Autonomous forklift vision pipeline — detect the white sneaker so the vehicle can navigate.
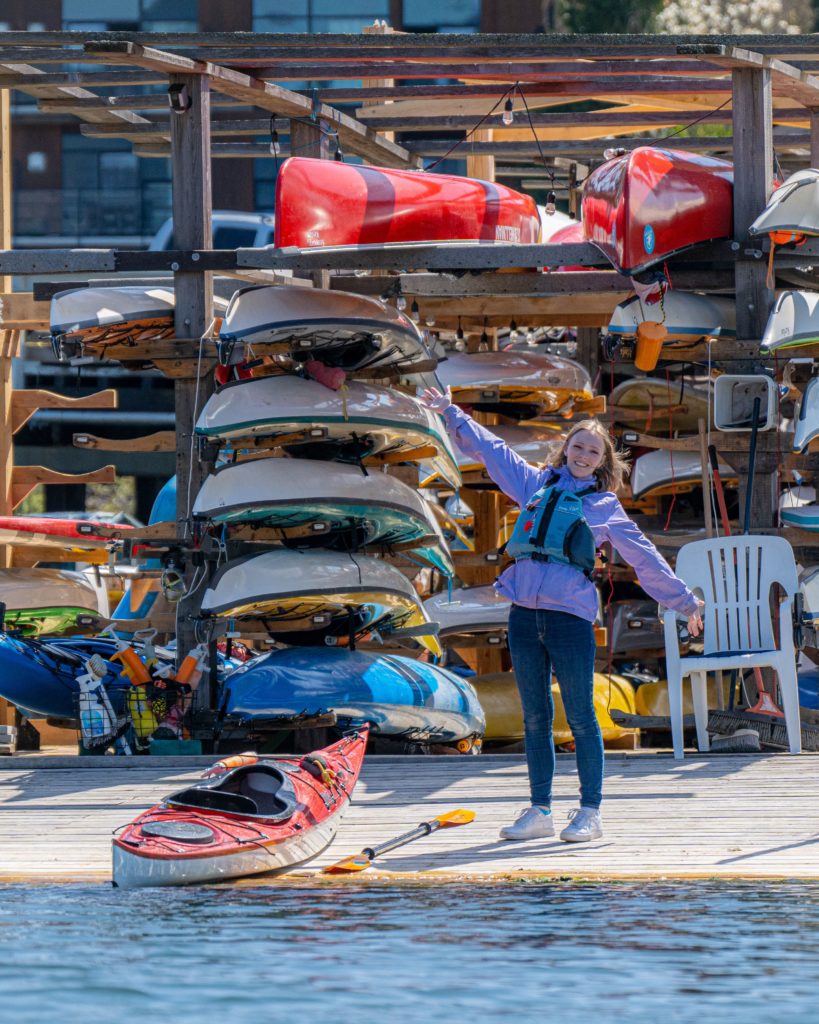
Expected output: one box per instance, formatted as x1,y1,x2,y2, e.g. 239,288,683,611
560,807,603,843
499,806,554,841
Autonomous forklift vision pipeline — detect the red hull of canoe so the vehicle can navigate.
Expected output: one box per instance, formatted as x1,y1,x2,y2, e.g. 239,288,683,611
112,731,367,886
545,221,589,272
0,516,130,539
274,157,540,248
582,147,733,275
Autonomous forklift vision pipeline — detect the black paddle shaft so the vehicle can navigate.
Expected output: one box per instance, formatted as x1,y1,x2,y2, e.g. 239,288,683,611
361,820,437,861
742,396,761,535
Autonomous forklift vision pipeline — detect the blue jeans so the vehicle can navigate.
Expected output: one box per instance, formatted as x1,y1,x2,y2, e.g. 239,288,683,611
508,605,604,810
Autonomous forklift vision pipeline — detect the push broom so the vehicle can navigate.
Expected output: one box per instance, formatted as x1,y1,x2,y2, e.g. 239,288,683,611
706,400,819,750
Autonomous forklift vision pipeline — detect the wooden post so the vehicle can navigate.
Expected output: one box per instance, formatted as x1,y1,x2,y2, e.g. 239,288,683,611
727,68,777,529
169,73,214,680
732,68,773,345
811,111,819,168
290,117,330,289
575,327,600,385
0,91,13,569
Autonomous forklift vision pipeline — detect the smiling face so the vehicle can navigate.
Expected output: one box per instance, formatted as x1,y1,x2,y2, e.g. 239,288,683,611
564,428,606,479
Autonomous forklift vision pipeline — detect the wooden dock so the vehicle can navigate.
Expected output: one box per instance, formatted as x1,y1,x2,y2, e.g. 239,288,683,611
2,752,819,883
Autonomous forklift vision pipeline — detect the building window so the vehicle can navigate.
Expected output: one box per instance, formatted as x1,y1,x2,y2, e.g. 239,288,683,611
26,152,47,173
253,0,389,32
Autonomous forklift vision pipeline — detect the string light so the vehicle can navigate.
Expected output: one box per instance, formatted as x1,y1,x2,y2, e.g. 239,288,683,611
526,328,537,346
269,127,280,157
396,294,406,311
509,319,519,344
479,317,489,352
410,299,420,322
544,190,556,215
502,97,514,126
456,317,464,341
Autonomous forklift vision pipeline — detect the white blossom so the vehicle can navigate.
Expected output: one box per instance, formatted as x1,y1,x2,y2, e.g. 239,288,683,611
654,0,811,33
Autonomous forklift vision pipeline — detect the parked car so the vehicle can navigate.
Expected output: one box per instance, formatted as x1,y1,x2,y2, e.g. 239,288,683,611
148,210,276,251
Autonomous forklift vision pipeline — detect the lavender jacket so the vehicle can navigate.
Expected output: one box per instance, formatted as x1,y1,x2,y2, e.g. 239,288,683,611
443,405,699,623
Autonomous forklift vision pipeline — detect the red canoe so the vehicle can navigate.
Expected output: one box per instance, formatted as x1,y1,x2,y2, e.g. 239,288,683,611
581,147,734,275
112,730,368,887
544,221,589,272
274,156,540,248
0,516,131,541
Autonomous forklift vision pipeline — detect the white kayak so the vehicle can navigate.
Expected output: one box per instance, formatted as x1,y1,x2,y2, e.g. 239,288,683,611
608,291,736,341
200,548,441,654
421,423,560,488
0,567,105,636
793,375,819,452
195,374,461,488
192,455,453,575
761,291,819,352
50,285,228,359
800,565,819,624
750,169,819,238
436,350,592,417
781,505,819,531
630,448,735,500
217,284,433,373
424,585,510,639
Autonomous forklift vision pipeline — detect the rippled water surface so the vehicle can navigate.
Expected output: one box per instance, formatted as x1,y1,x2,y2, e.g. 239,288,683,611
0,881,817,1023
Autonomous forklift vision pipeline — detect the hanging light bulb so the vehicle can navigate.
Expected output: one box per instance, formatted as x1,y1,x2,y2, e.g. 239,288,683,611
396,293,407,311
545,190,557,215
502,97,514,126
456,318,464,342
425,316,436,328
526,328,537,346
603,146,626,161
509,319,519,343
479,330,489,352
410,299,420,322
269,128,280,156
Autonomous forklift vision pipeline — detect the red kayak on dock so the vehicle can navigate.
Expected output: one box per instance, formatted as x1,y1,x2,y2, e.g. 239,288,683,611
582,147,734,275
112,729,368,888
274,156,540,248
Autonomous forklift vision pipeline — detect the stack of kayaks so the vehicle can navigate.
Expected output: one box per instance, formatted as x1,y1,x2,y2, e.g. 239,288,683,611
189,279,471,749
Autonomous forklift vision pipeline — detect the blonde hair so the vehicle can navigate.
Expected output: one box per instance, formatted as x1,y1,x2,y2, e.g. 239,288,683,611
542,419,630,493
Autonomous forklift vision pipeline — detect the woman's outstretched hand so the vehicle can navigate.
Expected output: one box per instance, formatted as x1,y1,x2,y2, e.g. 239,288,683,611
421,387,452,413
687,599,705,638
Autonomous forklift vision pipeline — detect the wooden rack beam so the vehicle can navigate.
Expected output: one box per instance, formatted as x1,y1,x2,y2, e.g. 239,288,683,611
82,41,420,169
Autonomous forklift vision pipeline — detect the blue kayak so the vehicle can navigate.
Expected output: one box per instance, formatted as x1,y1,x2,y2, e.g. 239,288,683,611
221,647,485,744
0,634,131,718
111,475,176,624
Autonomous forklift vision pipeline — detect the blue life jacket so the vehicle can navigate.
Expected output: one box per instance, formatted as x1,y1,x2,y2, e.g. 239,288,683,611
505,474,598,576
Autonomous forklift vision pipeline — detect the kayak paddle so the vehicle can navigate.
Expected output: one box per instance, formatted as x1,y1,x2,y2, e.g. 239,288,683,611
323,808,476,874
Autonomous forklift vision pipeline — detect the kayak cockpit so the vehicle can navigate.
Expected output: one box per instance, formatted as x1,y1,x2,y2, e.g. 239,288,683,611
166,763,298,821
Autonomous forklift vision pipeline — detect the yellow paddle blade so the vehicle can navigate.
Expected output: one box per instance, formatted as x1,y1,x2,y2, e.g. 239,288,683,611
434,809,476,827
322,854,371,875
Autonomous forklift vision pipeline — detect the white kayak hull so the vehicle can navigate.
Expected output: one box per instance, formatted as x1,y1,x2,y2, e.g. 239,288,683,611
195,374,461,488
424,585,511,637
112,799,346,888
218,284,431,373
193,456,453,574
609,291,736,341
762,291,819,352
200,549,440,653
750,169,819,238
781,506,819,531
438,350,591,396
631,448,734,499
794,376,819,452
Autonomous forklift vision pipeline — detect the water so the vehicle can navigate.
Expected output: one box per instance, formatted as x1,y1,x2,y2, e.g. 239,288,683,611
0,881,816,1023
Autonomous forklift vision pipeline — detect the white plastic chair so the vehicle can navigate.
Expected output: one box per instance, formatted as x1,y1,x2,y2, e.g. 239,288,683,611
663,535,801,759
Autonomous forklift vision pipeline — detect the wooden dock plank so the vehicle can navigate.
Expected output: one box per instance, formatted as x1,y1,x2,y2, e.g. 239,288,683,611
0,754,817,882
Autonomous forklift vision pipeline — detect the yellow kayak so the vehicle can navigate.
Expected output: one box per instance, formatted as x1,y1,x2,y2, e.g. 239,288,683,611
635,675,733,717
471,670,638,746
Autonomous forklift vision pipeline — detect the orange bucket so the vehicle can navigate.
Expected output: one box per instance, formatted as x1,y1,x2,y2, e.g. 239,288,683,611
634,321,667,372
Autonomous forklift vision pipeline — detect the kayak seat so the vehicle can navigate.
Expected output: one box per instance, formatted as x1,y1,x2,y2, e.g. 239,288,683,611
167,763,298,821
